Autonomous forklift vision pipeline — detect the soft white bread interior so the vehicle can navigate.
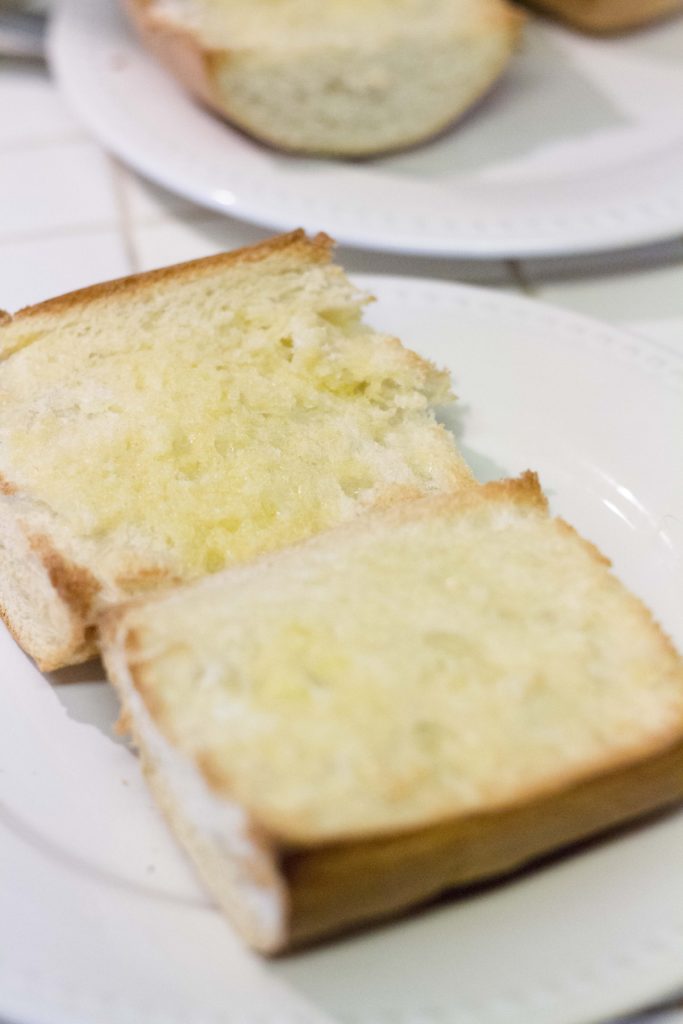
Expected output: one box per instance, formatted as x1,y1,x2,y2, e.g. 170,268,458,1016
0,230,471,670
522,0,683,32
100,473,683,952
123,0,523,156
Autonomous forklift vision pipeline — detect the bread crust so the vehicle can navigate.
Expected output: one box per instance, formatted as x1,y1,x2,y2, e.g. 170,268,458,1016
284,732,683,948
522,0,683,32
6,230,331,325
0,503,99,670
0,474,17,496
28,534,101,625
122,0,524,158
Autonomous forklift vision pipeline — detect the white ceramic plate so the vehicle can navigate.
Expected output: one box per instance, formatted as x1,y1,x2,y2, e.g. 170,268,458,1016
48,0,683,258
1,279,682,1024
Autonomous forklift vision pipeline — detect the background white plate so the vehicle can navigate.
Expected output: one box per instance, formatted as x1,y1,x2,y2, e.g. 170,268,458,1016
1,279,682,1024
48,0,683,259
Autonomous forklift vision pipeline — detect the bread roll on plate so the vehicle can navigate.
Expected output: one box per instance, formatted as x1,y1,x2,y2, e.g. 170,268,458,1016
123,0,524,156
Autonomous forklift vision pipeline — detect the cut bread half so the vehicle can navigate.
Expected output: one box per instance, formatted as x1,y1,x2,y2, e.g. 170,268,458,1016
100,473,683,953
123,0,523,156
0,230,471,670
522,0,683,32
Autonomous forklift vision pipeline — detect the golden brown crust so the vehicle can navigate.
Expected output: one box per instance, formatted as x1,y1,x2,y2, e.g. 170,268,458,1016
7,231,331,320
523,0,683,32
28,534,101,625
125,629,167,721
0,474,17,496
0,601,96,672
0,503,98,671
480,468,547,509
114,566,181,592
28,537,101,669
374,470,547,526
284,733,683,948
98,602,142,650
114,708,133,736
554,516,611,567
197,751,232,795
0,516,182,670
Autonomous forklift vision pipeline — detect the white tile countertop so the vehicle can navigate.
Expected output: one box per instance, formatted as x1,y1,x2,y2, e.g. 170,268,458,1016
1,12,683,1024
1,49,683,350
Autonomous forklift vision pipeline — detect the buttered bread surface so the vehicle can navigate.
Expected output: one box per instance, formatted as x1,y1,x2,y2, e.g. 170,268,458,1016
0,232,471,669
102,475,683,949
113,475,683,843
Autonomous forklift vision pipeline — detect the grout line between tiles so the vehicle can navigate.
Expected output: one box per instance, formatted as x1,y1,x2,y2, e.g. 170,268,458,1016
0,220,121,246
125,202,230,229
107,156,139,273
506,260,535,295
157,210,221,228
0,131,88,154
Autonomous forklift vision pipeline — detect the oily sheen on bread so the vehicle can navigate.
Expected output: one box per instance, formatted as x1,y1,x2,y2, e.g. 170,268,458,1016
123,0,523,157
100,474,683,953
523,0,683,31
0,231,471,670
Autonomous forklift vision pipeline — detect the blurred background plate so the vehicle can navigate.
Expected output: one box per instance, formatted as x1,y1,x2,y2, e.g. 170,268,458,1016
1,278,682,1024
48,0,683,258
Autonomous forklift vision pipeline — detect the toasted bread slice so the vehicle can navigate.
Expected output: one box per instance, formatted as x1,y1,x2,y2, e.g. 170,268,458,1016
123,0,523,156
0,231,471,670
101,473,683,952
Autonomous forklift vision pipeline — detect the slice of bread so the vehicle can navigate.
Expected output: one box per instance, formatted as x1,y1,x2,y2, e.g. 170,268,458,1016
523,0,682,32
0,230,472,670
101,473,683,952
123,0,523,157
